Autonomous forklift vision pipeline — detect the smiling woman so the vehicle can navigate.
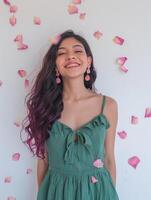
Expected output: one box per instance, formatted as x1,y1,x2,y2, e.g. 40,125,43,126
22,30,119,200
54,36,93,86
55,37,92,82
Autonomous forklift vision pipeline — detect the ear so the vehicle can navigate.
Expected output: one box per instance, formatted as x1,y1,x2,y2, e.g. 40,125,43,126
87,56,92,66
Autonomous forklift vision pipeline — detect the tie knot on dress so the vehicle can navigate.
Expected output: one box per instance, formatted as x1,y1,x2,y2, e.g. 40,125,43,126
64,130,93,164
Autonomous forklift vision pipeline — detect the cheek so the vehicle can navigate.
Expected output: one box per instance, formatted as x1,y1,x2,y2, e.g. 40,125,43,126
56,57,63,67
81,58,89,66
79,54,88,63
56,58,66,73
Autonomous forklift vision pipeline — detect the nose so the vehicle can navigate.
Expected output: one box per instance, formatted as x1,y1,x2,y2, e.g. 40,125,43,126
66,52,76,60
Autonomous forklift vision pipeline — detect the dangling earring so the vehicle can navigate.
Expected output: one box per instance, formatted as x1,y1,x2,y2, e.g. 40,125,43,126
85,66,91,81
56,69,61,84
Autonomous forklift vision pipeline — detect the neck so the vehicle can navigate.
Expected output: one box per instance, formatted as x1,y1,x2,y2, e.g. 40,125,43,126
62,76,91,101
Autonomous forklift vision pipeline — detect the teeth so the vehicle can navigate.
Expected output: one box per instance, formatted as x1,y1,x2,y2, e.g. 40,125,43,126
66,64,79,68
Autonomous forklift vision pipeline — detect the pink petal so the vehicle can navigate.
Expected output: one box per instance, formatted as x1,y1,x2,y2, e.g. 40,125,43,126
14,34,23,42
4,176,11,183
72,0,81,4
128,156,140,169
12,153,20,161
131,115,139,124
145,107,151,118
33,16,41,25
26,168,32,174
91,176,98,183
14,120,21,127
9,15,17,26
117,57,127,65
24,79,29,88
0,80,3,87
3,0,11,6
7,197,16,200
120,65,128,73
117,131,127,139
93,31,103,40
93,159,104,168
10,5,18,13
18,69,26,78
79,12,86,20
50,34,61,45
17,42,28,50
68,4,79,14
113,36,124,45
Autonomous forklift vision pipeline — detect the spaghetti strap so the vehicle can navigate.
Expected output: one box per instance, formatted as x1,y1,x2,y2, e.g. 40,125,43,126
101,95,106,114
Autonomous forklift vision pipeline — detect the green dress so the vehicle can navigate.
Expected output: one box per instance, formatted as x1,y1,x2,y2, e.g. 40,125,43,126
37,95,119,200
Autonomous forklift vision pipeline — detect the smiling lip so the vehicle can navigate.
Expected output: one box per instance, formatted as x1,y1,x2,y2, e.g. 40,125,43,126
65,62,80,68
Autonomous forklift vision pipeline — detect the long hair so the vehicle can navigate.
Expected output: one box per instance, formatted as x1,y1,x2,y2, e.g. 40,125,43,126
21,30,97,159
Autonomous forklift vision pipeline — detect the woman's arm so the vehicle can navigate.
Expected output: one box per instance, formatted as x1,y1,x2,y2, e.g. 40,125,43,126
37,150,49,189
104,97,118,186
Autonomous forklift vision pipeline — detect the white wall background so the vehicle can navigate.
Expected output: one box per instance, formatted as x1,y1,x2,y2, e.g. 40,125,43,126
0,0,151,199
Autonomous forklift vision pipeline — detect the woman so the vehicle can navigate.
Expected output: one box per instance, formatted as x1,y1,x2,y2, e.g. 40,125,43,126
23,30,119,199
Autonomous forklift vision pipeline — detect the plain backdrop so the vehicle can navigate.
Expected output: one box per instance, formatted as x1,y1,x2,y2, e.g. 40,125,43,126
0,0,151,199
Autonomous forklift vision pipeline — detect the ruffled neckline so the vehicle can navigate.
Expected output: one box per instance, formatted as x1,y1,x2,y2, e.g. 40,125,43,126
54,113,110,133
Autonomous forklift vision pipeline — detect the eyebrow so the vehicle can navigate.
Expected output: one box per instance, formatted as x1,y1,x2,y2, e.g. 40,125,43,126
58,44,83,50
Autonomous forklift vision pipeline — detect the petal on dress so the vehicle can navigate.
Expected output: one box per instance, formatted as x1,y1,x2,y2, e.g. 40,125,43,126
91,176,98,183
93,159,104,168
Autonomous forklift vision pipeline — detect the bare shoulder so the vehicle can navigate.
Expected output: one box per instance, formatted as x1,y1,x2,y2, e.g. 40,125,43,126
104,95,118,127
105,95,118,110
88,92,118,111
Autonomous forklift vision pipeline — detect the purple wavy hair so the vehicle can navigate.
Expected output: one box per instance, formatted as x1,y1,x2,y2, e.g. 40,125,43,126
21,30,97,159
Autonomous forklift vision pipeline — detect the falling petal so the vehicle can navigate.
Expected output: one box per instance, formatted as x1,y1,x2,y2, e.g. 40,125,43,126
10,5,18,13
117,57,127,65
50,34,61,45
24,79,29,88
33,16,41,25
18,69,26,78
113,36,124,45
17,42,28,50
14,120,21,127
72,0,81,4
131,116,139,124
91,176,98,183
26,168,32,174
79,12,86,20
4,176,11,183
93,31,103,40
9,15,17,26
128,156,140,169
7,197,16,200
120,65,128,73
93,159,104,168
3,0,11,6
0,80,3,87
12,153,20,161
14,34,23,42
145,107,151,118
68,4,79,14
117,131,127,139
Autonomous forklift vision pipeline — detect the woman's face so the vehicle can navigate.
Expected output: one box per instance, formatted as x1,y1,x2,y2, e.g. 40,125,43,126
55,37,92,79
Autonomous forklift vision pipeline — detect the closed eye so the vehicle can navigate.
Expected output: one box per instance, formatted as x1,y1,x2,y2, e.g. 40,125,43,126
57,52,66,56
75,50,83,53
57,50,83,56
